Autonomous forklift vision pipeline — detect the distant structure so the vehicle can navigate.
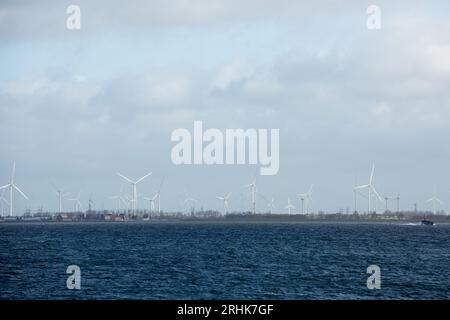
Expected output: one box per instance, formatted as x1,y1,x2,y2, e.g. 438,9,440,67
354,164,383,214
0,162,29,217
52,185,69,214
426,188,444,215
298,185,313,214
116,171,152,214
216,192,231,216
244,178,257,215
67,191,83,212
285,198,295,215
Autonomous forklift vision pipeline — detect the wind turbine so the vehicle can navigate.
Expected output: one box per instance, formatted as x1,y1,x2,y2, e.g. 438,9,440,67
67,191,83,212
298,185,313,214
184,195,198,216
426,188,444,215
144,194,158,213
110,184,126,213
285,198,295,215
0,162,29,217
110,195,124,212
123,194,133,212
52,185,70,214
153,177,165,215
354,164,383,214
116,171,152,214
244,178,257,215
383,196,392,213
393,194,400,214
216,192,231,216
267,197,275,214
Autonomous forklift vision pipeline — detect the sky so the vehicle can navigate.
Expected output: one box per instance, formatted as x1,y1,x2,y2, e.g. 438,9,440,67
1,0,450,214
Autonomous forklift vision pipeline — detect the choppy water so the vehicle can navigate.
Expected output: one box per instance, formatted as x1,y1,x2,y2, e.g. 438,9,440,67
0,222,449,299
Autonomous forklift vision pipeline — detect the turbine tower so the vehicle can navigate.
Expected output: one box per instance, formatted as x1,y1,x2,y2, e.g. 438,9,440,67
267,198,275,214
298,185,313,214
285,198,295,215
154,177,165,215
394,194,400,214
116,171,152,214
0,162,29,217
354,164,383,214
244,178,257,215
383,196,391,213
216,192,231,216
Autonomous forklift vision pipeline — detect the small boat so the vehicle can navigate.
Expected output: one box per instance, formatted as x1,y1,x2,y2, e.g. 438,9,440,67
421,219,434,226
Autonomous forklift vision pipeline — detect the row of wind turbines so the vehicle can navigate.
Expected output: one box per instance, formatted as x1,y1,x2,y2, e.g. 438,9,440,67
0,162,447,217
353,164,444,215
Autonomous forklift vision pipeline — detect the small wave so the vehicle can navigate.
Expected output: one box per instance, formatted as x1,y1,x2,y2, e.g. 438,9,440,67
400,223,420,226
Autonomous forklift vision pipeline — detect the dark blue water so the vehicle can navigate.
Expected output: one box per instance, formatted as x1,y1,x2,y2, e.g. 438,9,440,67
0,222,449,299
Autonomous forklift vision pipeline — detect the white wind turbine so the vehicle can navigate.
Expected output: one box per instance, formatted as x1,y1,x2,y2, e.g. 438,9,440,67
354,164,383,214
298,185,313,215
285,198,295,215
267,197,275,214
67,191,83,212
110,184,126,212
426,188,444,215
244,178,257,215
123,193,133,212
152,177,165,215
116,171,152,214
110,195,125,212
144,194,158,213
0,162,29,217
216,192,231,216
52,185,70,214
183,193,199,215
383,195,398,213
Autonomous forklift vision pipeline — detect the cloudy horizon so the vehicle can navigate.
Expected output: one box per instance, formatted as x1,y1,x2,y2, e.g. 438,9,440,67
1,1,450,214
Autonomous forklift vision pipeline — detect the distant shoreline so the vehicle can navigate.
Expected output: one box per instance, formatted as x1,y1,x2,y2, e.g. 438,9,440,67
1,215,449,225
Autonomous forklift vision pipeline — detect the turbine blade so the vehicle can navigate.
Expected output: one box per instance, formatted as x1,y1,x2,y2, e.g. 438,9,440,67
158,177,165,192
116,173,134,184
136,172,152,184
11,161,16,182
370,164,375,184
0,184,10,190
354,184,369,190
372,187,383,202
13,184,29,200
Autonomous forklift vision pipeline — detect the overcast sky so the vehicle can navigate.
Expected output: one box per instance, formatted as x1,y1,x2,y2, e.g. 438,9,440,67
1,1,450,214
